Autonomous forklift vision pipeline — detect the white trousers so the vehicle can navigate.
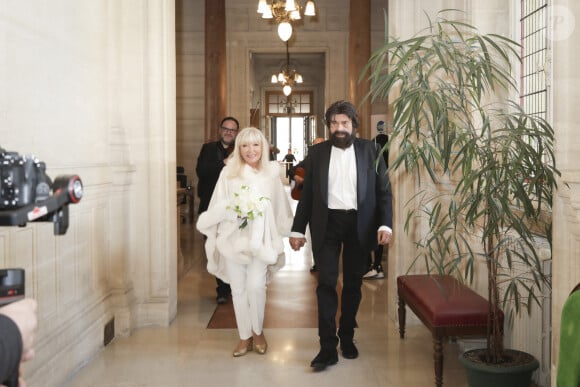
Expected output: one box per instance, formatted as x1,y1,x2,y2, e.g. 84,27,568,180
224,257,268,340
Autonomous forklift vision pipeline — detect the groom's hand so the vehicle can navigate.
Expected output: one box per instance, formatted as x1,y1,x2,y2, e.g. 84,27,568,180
289,237,306,251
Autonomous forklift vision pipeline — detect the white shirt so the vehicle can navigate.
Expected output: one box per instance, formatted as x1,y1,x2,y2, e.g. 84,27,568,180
328,145,357,210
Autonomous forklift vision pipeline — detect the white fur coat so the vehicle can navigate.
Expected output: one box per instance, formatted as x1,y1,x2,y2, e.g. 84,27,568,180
196,162,293,283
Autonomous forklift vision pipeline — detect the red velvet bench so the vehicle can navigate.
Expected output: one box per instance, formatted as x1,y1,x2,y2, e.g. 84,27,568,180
397,274,503,387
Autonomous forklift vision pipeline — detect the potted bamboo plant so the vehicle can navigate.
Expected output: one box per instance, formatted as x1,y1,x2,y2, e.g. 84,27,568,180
363,10,558,387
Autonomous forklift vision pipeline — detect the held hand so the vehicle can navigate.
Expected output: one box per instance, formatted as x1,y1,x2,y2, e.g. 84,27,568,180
294,175,304,185
289,237,306,251
377,230,392,245
19,369,26,387
0,298,38,362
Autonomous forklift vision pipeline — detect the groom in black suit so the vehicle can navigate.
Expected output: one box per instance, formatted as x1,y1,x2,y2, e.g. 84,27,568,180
289,100,392,370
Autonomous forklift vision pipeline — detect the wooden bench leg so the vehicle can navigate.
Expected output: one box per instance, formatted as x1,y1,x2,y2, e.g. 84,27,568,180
433,335,443,387
398,296,406,338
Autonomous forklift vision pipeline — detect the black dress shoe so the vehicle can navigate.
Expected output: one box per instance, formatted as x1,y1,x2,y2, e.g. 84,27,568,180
310,349,338,370
340,340,359,359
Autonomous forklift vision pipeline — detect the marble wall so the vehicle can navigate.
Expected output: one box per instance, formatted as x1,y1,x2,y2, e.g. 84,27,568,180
550,1,580,385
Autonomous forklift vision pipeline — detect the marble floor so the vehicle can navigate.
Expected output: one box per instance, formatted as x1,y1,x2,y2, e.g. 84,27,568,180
64,218,469,387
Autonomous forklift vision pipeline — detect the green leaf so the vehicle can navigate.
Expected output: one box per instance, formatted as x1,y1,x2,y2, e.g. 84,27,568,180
364,10,558,364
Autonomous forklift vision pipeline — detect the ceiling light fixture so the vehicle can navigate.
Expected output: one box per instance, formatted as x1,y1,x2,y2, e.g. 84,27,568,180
279,96,299,114
271,41,303,96
257,0,317,42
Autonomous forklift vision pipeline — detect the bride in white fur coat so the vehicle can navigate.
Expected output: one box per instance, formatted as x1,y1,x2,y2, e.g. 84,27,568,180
197,127,293,357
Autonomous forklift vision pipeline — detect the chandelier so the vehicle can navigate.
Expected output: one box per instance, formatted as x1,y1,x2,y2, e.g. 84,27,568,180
271,41,303,96
257,0,317,41
279,96,299,114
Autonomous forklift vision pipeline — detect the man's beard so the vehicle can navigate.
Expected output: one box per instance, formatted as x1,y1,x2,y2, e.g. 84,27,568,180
221,138,235,147
330,130,355,149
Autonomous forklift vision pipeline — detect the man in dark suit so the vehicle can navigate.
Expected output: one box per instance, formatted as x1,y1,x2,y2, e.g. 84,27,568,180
289,101,392,370
196,116,239,304
364,124,389,279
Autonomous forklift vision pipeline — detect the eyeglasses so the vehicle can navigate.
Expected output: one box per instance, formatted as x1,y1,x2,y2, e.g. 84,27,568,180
221,126,238,133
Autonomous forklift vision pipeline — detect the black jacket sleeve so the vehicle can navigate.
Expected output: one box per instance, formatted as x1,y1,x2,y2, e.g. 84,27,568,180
196,142,227,211
196,142,225,182
0,314,22,386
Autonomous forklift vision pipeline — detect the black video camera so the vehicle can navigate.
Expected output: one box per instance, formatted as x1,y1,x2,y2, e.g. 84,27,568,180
0,268,24,307
0,149,52,210
0,146,83,235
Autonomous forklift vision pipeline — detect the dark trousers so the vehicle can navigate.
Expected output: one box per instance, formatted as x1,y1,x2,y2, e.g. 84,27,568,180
201,226,232,298
216,277,231,298
367,244,385,269
316,210,367,350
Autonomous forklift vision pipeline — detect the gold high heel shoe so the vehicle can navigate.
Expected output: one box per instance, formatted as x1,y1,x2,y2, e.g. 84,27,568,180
233,338,253,357
253,334,268,355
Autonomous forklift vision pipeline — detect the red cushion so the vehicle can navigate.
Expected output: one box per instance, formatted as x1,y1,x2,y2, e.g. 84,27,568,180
397,275,502,327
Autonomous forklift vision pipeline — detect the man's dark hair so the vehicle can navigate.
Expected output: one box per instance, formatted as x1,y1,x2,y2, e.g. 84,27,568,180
324,100,359,129
220,116,239,129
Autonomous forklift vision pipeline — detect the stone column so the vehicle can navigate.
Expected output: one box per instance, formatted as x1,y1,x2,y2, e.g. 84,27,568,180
205,0,227,141
349,0,371,138
551,1,580,384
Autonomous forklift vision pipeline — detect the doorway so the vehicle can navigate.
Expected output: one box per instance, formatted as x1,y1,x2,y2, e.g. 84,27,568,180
273,116,307,162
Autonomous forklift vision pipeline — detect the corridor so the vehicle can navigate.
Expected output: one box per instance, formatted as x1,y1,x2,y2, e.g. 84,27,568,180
64,209,469,387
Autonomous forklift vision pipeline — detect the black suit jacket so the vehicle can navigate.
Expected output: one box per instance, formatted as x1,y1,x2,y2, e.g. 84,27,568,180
196,141,229,213
291,138,392,254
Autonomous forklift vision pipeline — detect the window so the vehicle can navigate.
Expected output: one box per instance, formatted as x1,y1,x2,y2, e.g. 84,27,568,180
520,0,548,120
266,91,313,115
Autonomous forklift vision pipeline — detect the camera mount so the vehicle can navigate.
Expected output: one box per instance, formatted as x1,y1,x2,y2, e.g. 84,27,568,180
0,174,83,235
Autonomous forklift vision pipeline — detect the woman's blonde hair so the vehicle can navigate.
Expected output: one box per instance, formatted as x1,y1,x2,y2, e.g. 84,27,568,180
226,127,271,177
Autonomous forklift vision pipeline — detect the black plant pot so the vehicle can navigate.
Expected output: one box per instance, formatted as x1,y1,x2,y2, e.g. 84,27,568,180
459,349,539,387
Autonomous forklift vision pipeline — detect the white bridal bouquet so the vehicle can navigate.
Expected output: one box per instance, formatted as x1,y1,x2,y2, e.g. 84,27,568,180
227,185,269,229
